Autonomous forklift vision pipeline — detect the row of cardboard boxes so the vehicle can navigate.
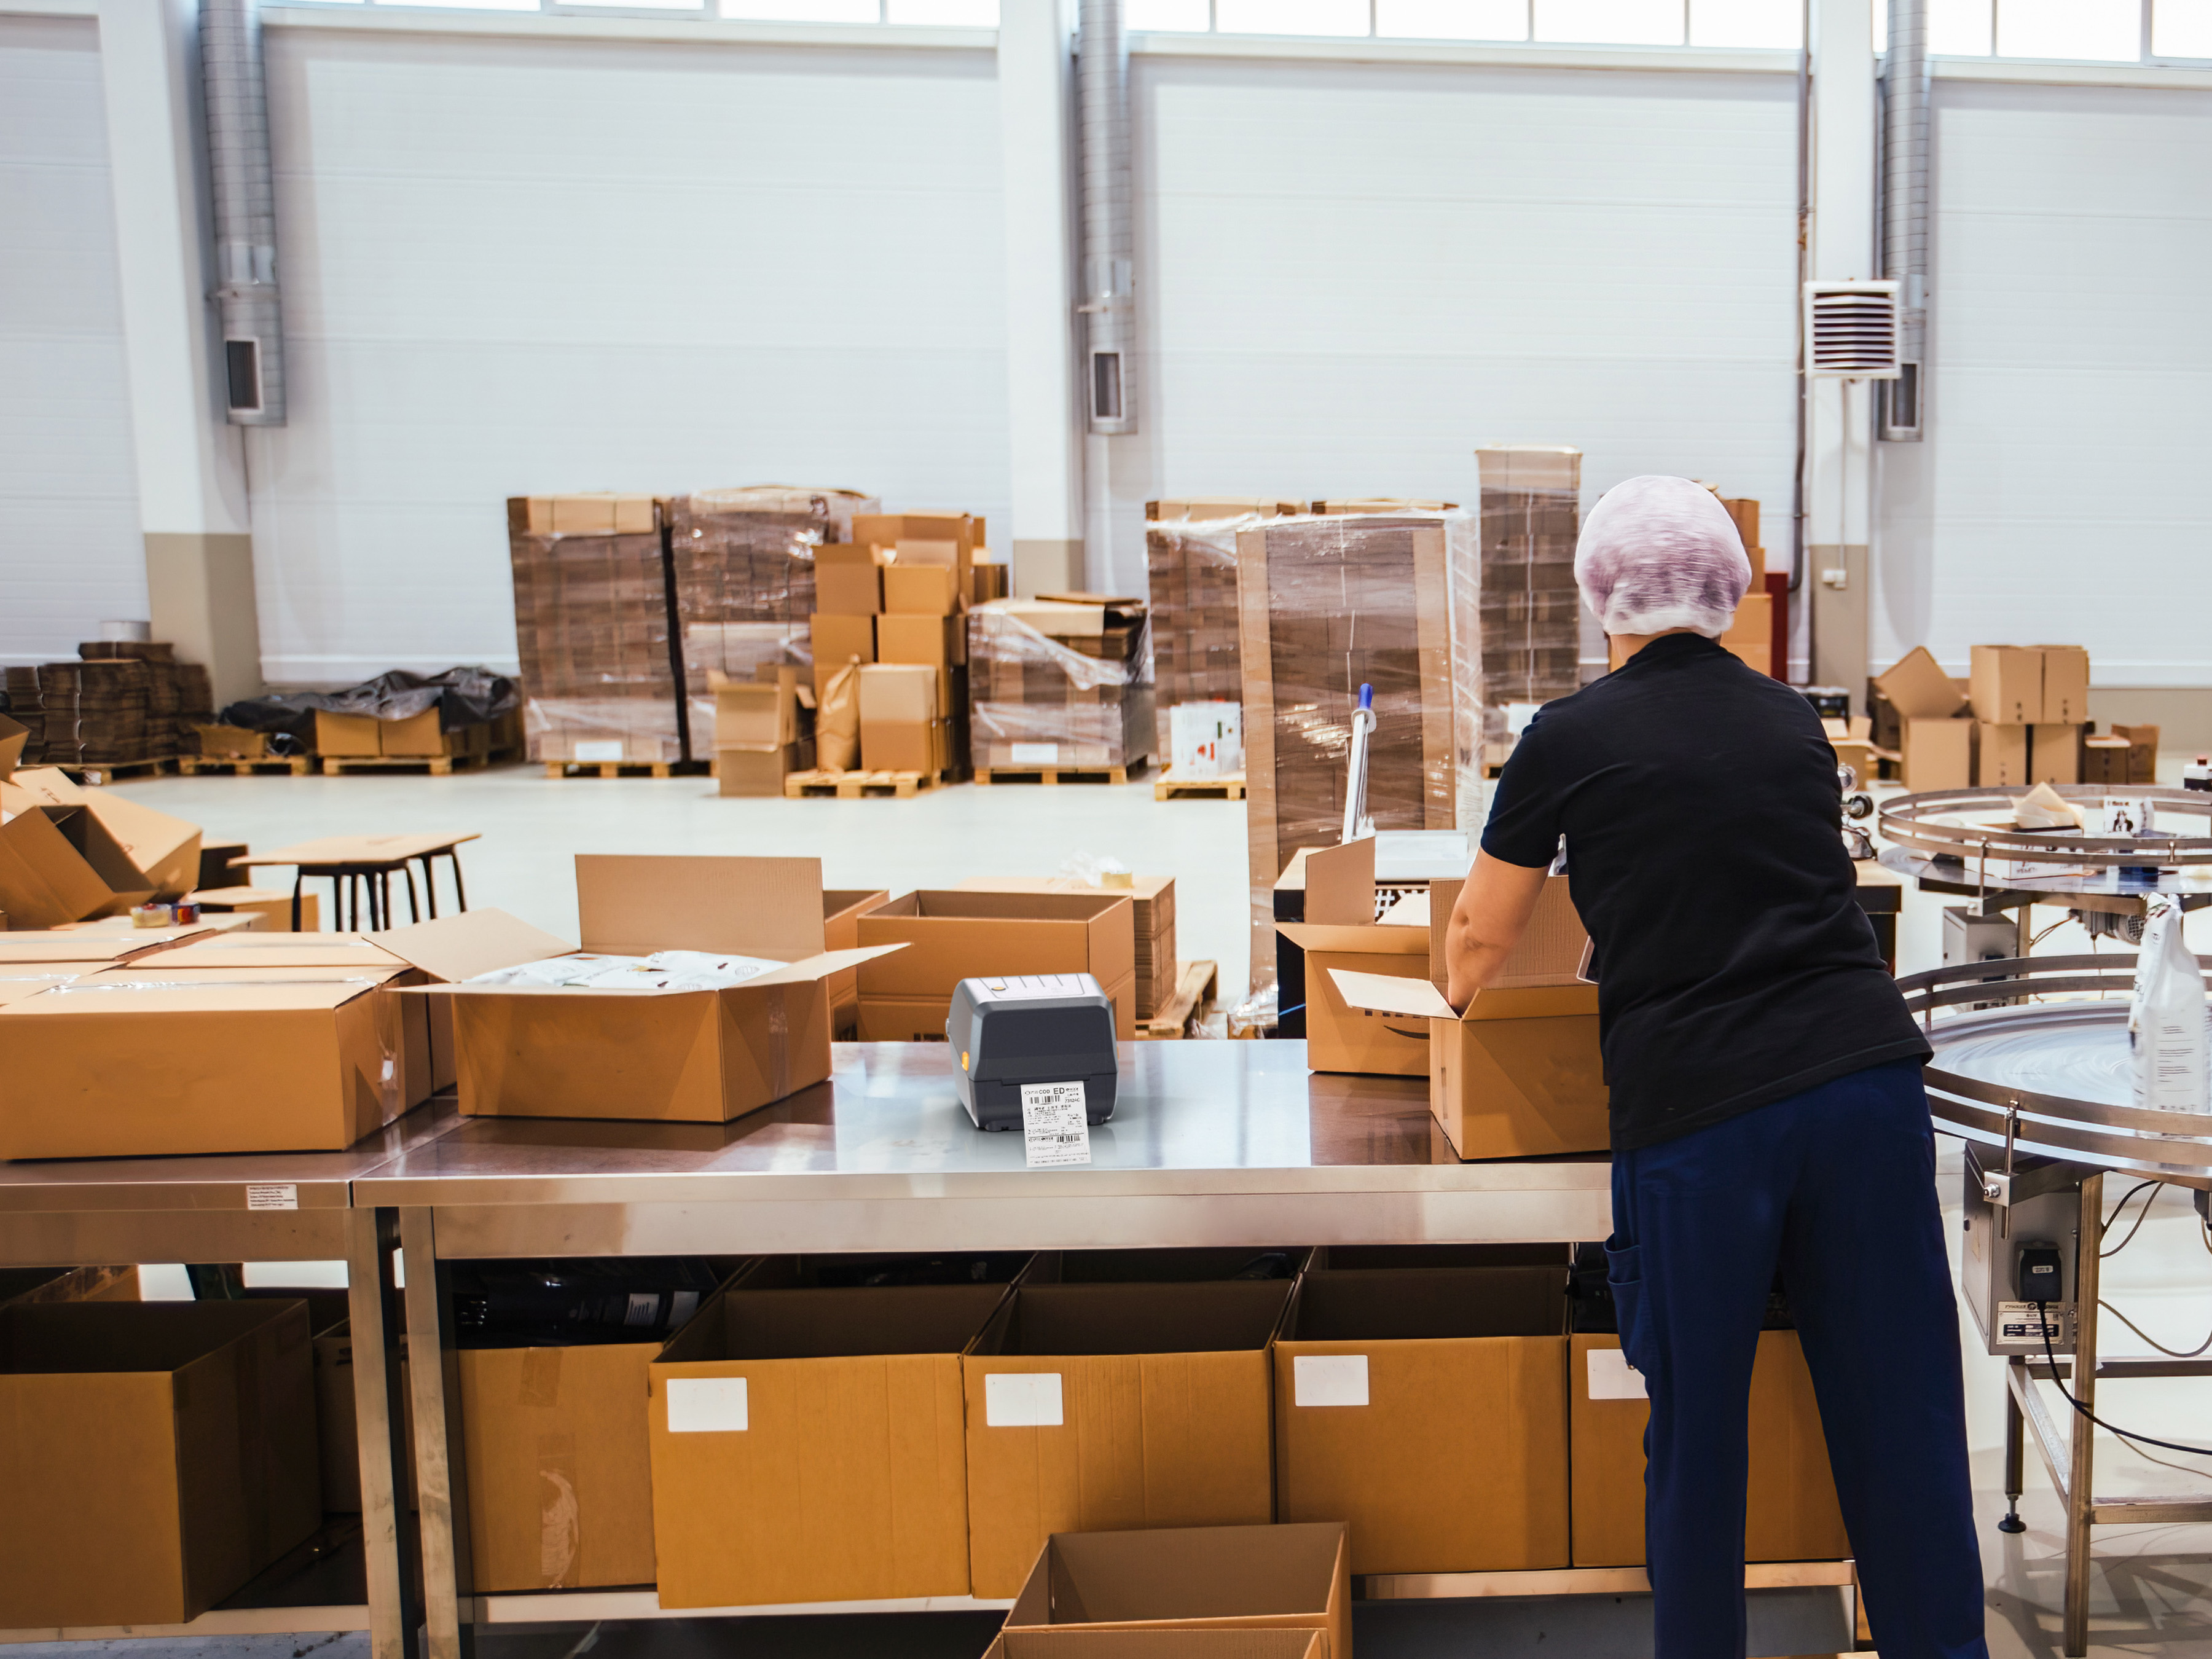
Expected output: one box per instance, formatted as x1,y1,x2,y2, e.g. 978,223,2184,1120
1,1244,1842,1632
1869,643,2160,791
0,858,1185,1160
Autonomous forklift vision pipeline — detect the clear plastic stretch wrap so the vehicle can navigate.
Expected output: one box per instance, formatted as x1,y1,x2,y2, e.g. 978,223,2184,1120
1144,514,1251,764
666,487,877,712
508,527,681,763
1475,447,1582,759
1236,511,1482,989
967,602,1155,771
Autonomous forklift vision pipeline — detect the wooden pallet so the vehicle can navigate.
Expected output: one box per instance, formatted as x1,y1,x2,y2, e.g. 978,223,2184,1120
323,751,502,777
1154,769,1245,801
543,759,704,779
56,756,180,785
178,754,314,777
783,767,944,800
1137,960,1221,1040
977,764,1134,787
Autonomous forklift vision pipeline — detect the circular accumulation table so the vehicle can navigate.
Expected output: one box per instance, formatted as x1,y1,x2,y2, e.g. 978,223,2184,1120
1879,785,2212,919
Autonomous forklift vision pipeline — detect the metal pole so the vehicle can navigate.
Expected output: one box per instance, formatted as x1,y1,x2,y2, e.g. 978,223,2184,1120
2064,1171,2103,1657
346,1208,422,1659
2001,1366,2026,1533
401,1207,473,1659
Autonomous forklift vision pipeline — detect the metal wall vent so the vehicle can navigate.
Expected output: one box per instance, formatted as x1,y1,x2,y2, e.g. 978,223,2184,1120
1803,281,1903,379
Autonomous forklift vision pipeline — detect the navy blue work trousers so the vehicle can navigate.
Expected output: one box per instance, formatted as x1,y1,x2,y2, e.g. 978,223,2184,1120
1607,1059,1989,1659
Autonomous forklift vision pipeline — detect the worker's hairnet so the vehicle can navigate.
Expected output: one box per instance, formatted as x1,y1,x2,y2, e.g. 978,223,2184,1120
1574,475,1752,640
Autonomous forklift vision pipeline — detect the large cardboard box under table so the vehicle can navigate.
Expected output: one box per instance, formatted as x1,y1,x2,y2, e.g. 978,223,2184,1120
648,1266,1014,1606
988,1634,1323,1659
962,1277,1292,1598
858,889,1137,1042
1005,1524,1351,1659
1569,1332,1848,1566
378,856,899,1123
1273,1257,1570,1574
0,960,426,1158
0,1300,320,1628
1323,863,1605,1159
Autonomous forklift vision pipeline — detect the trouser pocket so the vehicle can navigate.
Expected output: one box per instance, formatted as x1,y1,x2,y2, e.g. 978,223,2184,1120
1604,1236,1652,1378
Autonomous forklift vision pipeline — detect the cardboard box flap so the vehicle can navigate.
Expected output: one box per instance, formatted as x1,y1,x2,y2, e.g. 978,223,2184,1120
1873,646,1966,720
0,715,25,783
1301,840,1374,927
1327,968,1454,1019
1014,1523,1346,1626
0,766,86,809
0,932,200,965
575,854,825,960
742,943,906,989
71,790,200,897
1277,923,1426,958
990,1634,1323,1659
155,932,406,968
7,965,390,1014
374,908,579,984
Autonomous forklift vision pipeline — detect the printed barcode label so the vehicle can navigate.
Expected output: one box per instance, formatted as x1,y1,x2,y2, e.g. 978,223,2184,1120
245,1183,298,1211
1010,742,1059,765
1021,1081,1091,1168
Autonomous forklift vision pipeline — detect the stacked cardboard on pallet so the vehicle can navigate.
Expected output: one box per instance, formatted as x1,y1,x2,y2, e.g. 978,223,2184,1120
1237,511,1481,988
20,646,215,768
507,495,684,764
1475,448,1580,760
1145,501,1298,766
711,667,813,797
968,595,1153,775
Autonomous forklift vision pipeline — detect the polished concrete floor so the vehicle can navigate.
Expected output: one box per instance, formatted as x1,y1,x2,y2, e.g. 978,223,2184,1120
68,763,2212,1657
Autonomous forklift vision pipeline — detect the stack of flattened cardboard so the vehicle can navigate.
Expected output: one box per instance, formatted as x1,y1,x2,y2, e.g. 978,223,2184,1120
969,595,1153,774
1236,512,1480,991
854,888,1137,1040
1146,504,1294,765
998,1523,1349,1659
955,875,1175,1022
962,1250,1302,1598
647,1253,1025,1607
507,495,684,764
0,1300,320,1628
33,658,149,766
1274,1247,1570,1573
4,669,44,763
1476,448,1582,756
667,487,878,746
74,641,215,761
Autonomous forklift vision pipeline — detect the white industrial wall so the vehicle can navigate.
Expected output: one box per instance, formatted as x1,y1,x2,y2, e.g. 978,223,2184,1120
0,14,147,670
1099,51,1803,595
1875,77,2212,688
251,26,1010,683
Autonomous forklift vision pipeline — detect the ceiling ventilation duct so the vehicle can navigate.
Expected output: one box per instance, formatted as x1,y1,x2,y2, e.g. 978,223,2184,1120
1880,0,1929,439
202,0,286,425
1077,0,1135,435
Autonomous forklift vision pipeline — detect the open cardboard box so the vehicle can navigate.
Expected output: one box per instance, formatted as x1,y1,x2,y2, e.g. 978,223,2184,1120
1273,1258,1569,1574
857,889,1137,1042
0,760,201,920
0,961,428,1158
648,1268,1014,1606
1291,843,1607,1160
1005,1523,1351,1659
377,855,901,1123
987,1636,1323,1659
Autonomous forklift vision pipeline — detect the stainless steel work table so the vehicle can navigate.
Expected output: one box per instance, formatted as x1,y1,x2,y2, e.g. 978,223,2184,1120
0,1111,437,1656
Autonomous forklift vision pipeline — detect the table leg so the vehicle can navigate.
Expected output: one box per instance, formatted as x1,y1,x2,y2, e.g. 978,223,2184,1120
348,1208,423,1659
404,865,423,925
292,873,304,933
2001,1363,2026,1532
418,856,439,920
2064,1171,2104,1657
447,850,468,912
401,1207,474,1659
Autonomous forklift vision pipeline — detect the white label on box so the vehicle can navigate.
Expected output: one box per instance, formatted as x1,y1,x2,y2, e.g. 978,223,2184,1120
245,1183,298,1211
573,740,626,763
984,1371,1064,1427
667,1376,749,1433
1021,1081,1091,1167
1010,742,1059,765
381,1058,395,1083
1293,1353,1370,1408
1586,1347,1647,1400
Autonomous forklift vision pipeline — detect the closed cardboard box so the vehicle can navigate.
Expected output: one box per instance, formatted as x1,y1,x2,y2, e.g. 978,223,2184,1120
715,744,799,797
509,494,657,537
857,890,1137,1038
962,1282,1290,1598
861,720,943,775
0,962,424,1158
312,1315,415,1515
0,1300,320,1627
461,1341,661,1591
711,673,798,750
2113,723,2160,783
1274,1266,1569,1574
379,857,901,1124
316,710,383,756
1978,722,2028,787
1004,1524,1350,1659
380,708,488,759
809,613,876,697
877,612,966,702
817,543,888,615
1970,645,2042,725
1722,592,1772,646
859,662,939,726
2082,734,2132,787
1569,1332,1848,1566
2030,724,2081,786
649,1276,1009,1606
2037,645,2090,725
1901,718,1974,791
885,563,966,617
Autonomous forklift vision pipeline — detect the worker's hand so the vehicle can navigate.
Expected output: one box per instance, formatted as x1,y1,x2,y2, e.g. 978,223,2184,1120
1444,851,1552,1012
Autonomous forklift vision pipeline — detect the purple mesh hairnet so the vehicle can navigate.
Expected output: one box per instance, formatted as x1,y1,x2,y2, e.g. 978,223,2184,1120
1574,475,1753,640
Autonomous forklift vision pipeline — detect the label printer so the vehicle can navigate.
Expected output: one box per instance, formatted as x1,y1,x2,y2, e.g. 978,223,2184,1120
948,973,1119,1131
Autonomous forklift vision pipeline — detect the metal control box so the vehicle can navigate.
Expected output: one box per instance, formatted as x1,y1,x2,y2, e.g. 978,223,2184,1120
948,973,1119,1132
1961,1143,2082,1356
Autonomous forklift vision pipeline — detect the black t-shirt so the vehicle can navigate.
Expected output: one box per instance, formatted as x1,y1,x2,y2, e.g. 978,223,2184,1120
1481,632,1929,1151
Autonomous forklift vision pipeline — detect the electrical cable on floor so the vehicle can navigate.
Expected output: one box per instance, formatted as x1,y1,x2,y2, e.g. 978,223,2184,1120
2100,1181,2161,1257
2038,1301,2212,1457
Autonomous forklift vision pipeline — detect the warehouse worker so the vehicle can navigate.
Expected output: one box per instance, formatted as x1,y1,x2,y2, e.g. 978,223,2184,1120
1445,476,1986,1659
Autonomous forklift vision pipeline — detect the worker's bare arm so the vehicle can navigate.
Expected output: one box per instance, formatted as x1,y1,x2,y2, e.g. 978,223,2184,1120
1444,850,1551,1012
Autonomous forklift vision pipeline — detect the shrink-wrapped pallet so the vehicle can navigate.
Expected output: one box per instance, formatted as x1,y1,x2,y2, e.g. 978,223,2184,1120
1145,512,1260,766
1476,447,1582,763
967,597,1153,773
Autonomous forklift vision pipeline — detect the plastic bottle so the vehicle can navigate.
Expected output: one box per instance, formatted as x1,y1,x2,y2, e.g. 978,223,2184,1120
2129,897,2212,1137
2185,756,2212,792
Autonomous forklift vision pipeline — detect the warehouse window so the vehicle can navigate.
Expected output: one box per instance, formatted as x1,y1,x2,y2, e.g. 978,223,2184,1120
1877,1,2212,62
